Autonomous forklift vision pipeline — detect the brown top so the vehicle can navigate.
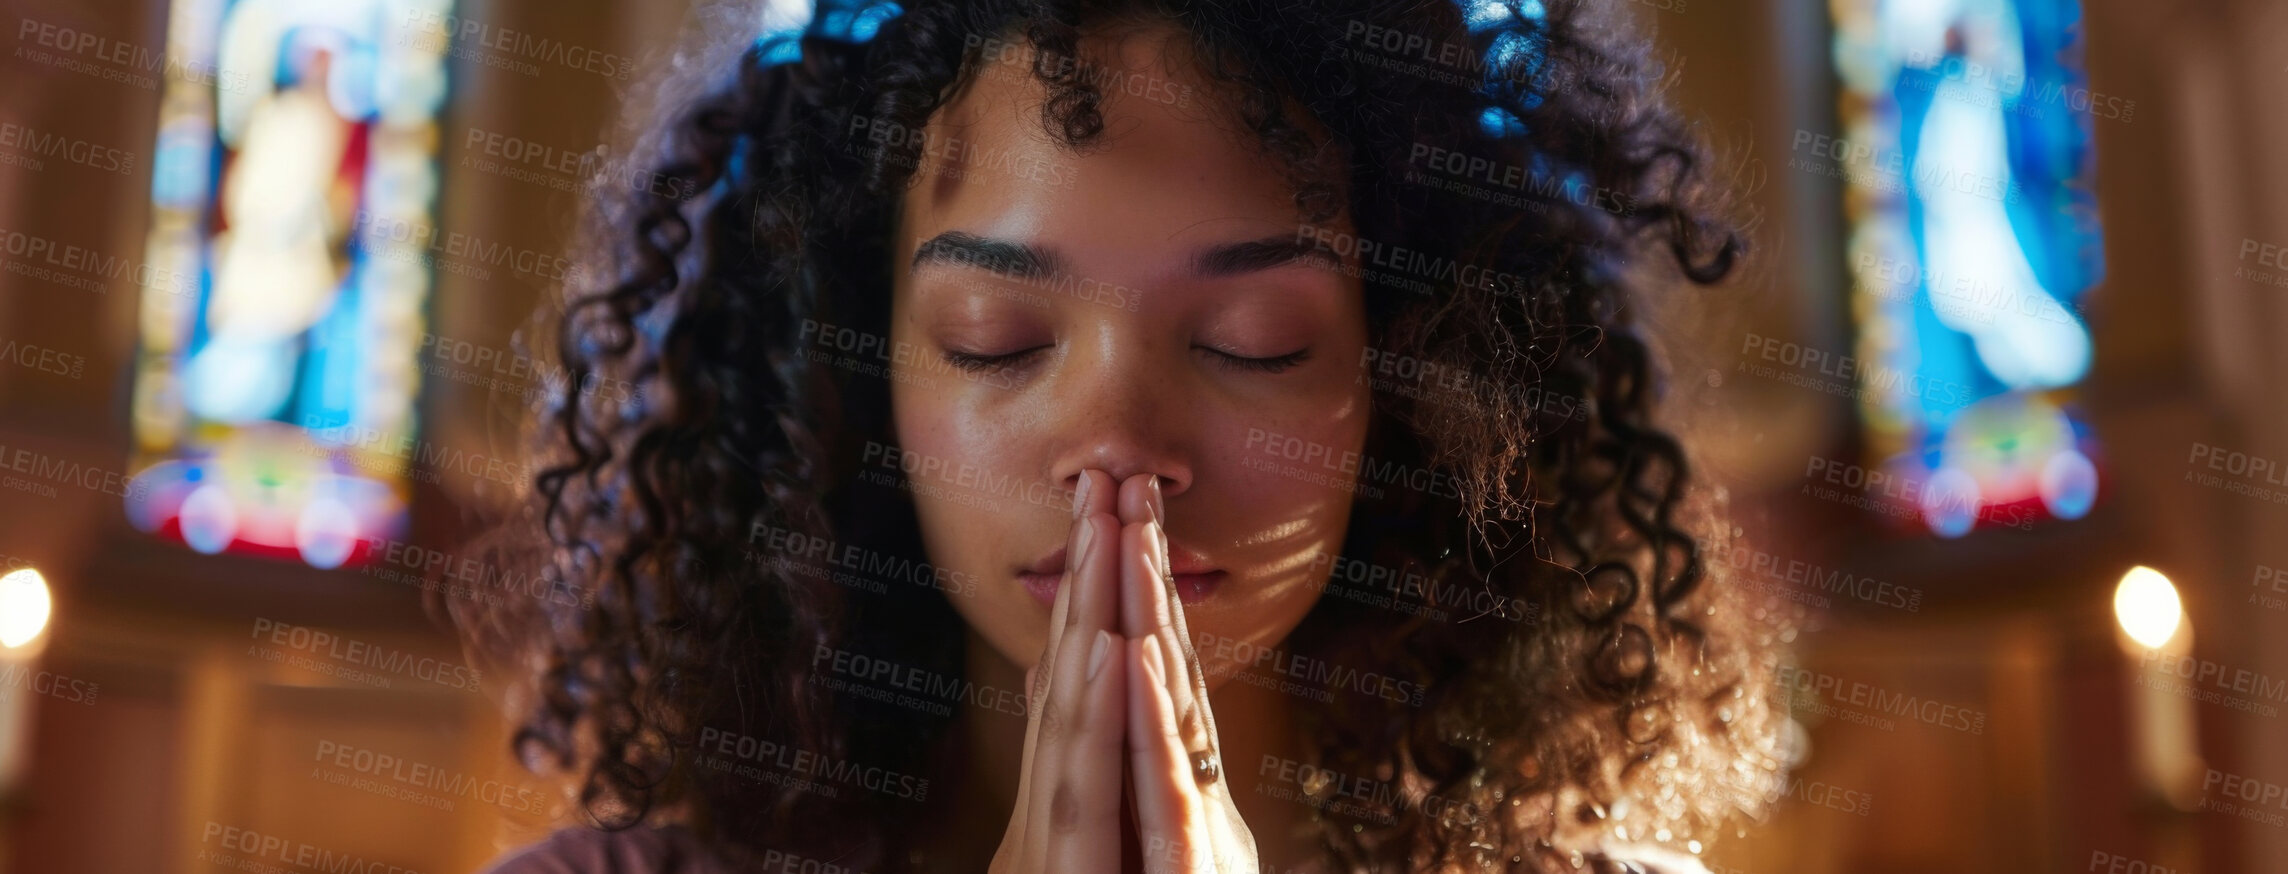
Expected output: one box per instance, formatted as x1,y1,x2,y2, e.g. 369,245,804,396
478,826,750,874
478,826,1714,874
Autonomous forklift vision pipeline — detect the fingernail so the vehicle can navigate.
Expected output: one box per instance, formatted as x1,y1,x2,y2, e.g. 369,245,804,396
1088,630,1111,680
1075,514,1095,559
1146,476,1165,525
1141,635,1166,684
1072,472,1093,519
1144,520,1167,576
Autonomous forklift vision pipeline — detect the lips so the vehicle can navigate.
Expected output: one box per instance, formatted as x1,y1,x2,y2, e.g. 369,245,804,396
1017,547,1067,606
1018,540,1226,607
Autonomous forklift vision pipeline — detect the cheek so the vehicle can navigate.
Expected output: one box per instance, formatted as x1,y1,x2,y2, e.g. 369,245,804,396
1214,385,1373,519
1197,393,1369,585
888,372,1059,588
891,379,1043,487
892,385,1002,536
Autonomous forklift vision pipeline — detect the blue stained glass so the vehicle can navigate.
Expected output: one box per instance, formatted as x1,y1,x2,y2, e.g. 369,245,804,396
1833,0,2106,536
127,0,455,566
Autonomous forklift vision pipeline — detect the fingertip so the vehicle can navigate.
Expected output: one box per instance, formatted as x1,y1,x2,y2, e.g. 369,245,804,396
1081,468,1116,519
1117,472,1148,523
1081,513,1121,570
1140,633,1167,686
1145,475,1165,526
1086,629,1111,680
1086,633,1126,737
1141,519,1165,572
1071,469,1094,519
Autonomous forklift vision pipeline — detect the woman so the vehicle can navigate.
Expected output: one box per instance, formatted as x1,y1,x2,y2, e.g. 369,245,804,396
450,0,1789,871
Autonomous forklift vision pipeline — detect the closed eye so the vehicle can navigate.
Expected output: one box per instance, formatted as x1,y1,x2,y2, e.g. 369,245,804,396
1199,346,1310,374
941,345,1050,373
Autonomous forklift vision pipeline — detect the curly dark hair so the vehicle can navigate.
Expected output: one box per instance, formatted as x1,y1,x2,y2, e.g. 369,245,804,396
440,0,1791,870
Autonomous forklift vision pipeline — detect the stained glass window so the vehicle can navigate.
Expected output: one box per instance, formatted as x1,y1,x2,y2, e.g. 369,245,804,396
1830,0,2107,537
126,0,453,568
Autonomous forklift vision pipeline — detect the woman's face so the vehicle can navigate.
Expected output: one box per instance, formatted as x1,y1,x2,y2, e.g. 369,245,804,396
885,23,1371,683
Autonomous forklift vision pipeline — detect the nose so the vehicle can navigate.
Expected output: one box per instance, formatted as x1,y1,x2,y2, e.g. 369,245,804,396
1044,349,1194,503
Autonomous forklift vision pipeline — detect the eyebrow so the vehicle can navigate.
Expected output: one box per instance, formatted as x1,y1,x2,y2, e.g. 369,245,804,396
909,231,1347,281
1194,235,1347,277
909,232,1063,279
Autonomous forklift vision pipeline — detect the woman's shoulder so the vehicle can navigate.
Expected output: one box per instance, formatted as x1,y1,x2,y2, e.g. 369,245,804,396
475,827,1712,874
478,824,748,874
1588,843,1716,874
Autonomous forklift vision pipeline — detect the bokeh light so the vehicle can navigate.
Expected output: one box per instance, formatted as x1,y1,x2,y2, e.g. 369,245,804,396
2113,566,2183,650
0,569,53,650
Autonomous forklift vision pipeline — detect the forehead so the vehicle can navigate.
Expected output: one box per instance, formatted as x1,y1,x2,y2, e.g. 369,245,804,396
892,22,1338,285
